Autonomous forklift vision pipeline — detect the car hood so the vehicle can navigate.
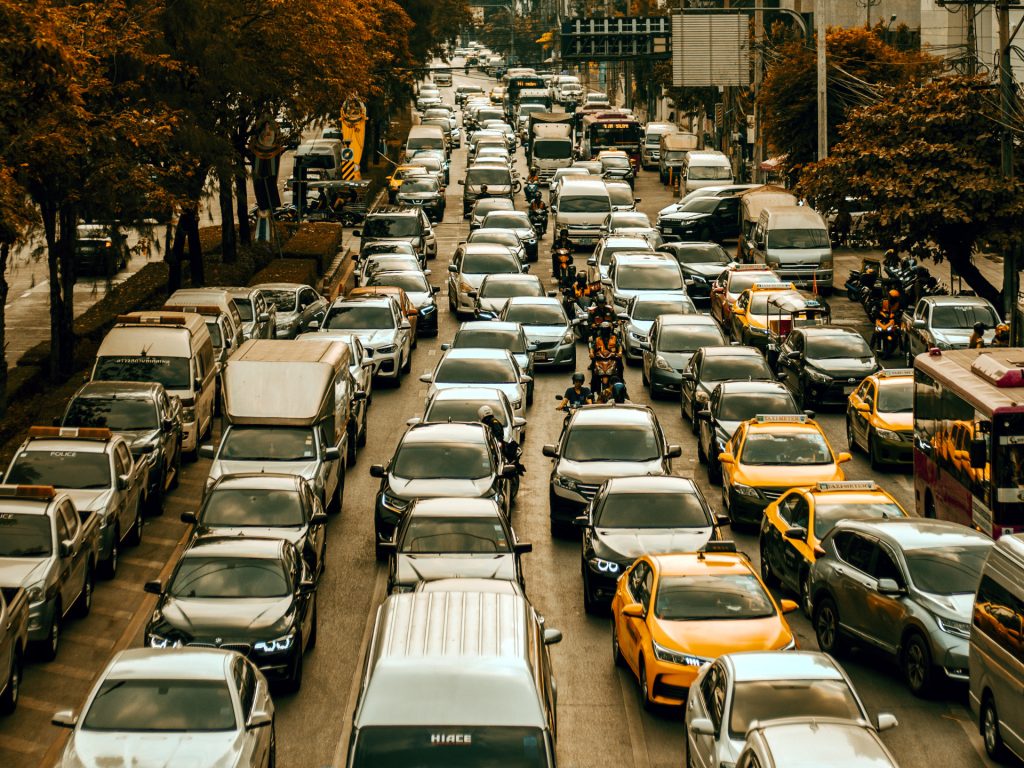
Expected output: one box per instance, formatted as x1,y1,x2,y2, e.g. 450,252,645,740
919,591,975,621
657,351,694,371
349,329,398,347
659,211,709,224
875,412,913,432
275,309,301,326
157,596,293,637
361,237,418,254
461,273,488,290
595,528,714,562
478,297,511,313
395,554,516,585
805,357,877,379
0,558,49,589
521,325,569,343
432,381,522,405
65,730,245,768
120,429,163,452
685,263,731,279
210,460,319,486
628,320,654,337
556,458,666,483
387,475,495,500
397,193,441,204
656,615,792,658
64,489,114,515
770,248,830,263
931,329,974,348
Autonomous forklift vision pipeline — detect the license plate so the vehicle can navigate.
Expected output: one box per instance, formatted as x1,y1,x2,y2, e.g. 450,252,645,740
535,352,550,361
843,385,855,395
576,237,595,245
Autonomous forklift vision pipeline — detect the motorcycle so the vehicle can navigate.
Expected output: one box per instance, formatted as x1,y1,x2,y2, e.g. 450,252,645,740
590,353,621,391
529,205,548,236
873,318,902,358
552,247,573,280
524,180,541,203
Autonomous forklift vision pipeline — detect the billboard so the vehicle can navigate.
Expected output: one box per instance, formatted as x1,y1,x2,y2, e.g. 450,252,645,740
672,13,750,87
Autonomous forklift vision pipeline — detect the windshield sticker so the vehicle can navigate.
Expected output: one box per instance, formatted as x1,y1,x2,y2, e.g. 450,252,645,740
112,357,172,366
49,451,78,458
430,734,472,746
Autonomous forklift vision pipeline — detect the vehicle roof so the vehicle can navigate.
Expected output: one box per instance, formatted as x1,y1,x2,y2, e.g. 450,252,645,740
331,296,396,309
920,294,994,307
572,404,655,427
652,552,752,576
503,296,560,307
714,380,790,396
104,648,233,681
755,719,893,768
726,651,844,683
73,381,163,400
703,345,762,357
458,321,521,334
185,534,287,560
601,235,654,247
604,476,698,494
408,497,503,518
460,243,518,256
224,286,258,298
761,205,827,228
415,578,522,595
21,437,111,454
745,417,824,435
799,325,861,337
634,292,691,303
404,422,489,444
658,313,717,327
482,273,540,283
429,386,510,403
252,282,309,292
560,177,610,192
834,517,992,550
482,210,530,220
111,311,207,337
441,347,515,362
357,591,545,728
210,473,304,493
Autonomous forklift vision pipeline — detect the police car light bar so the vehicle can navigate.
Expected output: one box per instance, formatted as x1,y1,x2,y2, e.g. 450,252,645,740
0,484,57,500
815,481,878,492
878,368,913,377
754,414,808,423
27,426,113,440
163,304,222,317
115,313,188,326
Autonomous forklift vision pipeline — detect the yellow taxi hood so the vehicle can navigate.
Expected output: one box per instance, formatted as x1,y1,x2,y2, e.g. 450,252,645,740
653,615,793,658
737,463,843,488
874,411,912,432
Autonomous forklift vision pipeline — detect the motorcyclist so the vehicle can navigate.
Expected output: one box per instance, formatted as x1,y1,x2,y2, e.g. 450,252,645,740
969,322,987,349
993,323,1011,347
593,370,614,403
558,372,593,410
478,405,504,445
529,194,548,236
587,294,616,332
870,289,902,354
610,379,629,404
552,227,572,277
590,321,623,388
525,167,541,202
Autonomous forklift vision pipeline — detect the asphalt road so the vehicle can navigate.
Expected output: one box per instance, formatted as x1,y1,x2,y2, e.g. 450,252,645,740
0,67,1000,768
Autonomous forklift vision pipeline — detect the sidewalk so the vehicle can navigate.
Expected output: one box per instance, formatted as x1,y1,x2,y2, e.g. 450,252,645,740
832,245,1005,296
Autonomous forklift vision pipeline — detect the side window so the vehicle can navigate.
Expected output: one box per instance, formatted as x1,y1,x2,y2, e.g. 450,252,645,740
700,664,724,731
736,292,750,310
871,544,904,585
628,561,649,603
114,444,132,476
974,576,1024,663
55,505,72,543
915,300,927,321
776,494,798,525
237,660,257,717
832,531,875,573
159,393,170,420
641,569,654,612
788,496,810,530
790,332,805,354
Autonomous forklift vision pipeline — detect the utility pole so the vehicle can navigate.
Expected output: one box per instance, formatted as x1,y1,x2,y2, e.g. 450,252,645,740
997,0,1019,334
815,0,828,160
966,1,978,76
753,2,764,182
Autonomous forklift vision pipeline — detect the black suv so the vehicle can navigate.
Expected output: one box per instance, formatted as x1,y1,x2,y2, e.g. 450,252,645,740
355,206,437,263
657,195,742,243
395,176,445,224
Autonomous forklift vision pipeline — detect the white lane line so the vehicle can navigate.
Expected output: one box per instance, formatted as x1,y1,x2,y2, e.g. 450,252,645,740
616,667,652,768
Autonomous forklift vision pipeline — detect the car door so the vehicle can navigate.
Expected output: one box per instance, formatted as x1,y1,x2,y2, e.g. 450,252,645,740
909,300,928,355
713,197,741,240
777,332,804,400
699,385,720,459
113,442,139,533
620,560,650,670
730,290,751,340
687,661,726,768
848,379,874,450
304,486,327,577
643,319,660,380
777,494,811,592
448,248,463,298
710,272,728,324
682,350,702,419
828,530,879,642
58,502,87,608
317,423,339,505
859,541,910,654
233,659,269,768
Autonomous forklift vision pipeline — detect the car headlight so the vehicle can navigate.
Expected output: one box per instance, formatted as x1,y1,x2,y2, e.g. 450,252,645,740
590,557,621,574
376,345,397,354
419,305,436,315
875,428,900,441
382,492,409,512
936,616,971,639
630,331,648,343
748,325,769,336
805,368,831,383
688,275,707,285
182,406,196,422
652,640,709,667
254,632,296,654
562,330,575,344
26,583,45,605
614,296,629,307
732,483,760,498
459,280,473,293
655,356,672,371
148,633,184,649
555,475,578,491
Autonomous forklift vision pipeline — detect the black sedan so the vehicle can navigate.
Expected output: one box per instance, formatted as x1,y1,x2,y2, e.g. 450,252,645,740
776,326,881,409
144,535,317,692
680,345,779,429
575,476,726,613
181,473,328,581
656,241,732,304
381,497,532,593
657,195,741,243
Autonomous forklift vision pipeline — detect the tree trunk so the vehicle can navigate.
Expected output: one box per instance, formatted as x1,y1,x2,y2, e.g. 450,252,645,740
218,167,237,264
945,242,1003,310
184,206,204,286
235,163,251,247
57,204,77,378
168,216,185,293
40,202,64,383
0,242,9,417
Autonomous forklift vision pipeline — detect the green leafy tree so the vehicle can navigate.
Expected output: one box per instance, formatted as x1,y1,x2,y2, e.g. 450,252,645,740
799,75,1024,307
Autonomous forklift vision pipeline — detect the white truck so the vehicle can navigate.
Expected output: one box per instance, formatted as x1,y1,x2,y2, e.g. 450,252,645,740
0,585,28,713
528,114,574,184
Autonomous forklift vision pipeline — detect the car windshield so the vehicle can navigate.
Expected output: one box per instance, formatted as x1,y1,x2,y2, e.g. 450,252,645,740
82,679,236,732
400,516,511,553
561,195,611,213
201,488,305,528
533,139,573,159
603,156,631,169
688,165,732,181
473,200,514,219
363,217,421,238
365,256,419,275
931,304,999,329
595,492,708,528
728,272,776,294
364,242,416,256
64,397,157,431
667,244,730,265
261,290,298,312
352,726,548,768
8,450,111,490
455,330,525,353
813,502,904,539
393,443,492,480
370,273,430,294
504,304,565,326
169,556,290,598
633,299,694,321
470,232,519,248
700,355,773,383
805,334,873,360
463,252,519,274
400,179,438,194
218,426,317,462
905,544,991,595
767,228,830,249
427,398,507,426
233,298,253,321
741,432,832,465
680,198,720,214
94,356,192,391
563,424,661,462
485,214,531,229
664,150,687,162
436,358,517,384
655,574,775,620
0,513,53,557
607,186,634,205
611,213,650,229
659,326,724,353
618,264,683,291
877,381,913,413
718,392,796,422
749,291,802,316
729,679,861,739
325,306,393,330
466,167,511,186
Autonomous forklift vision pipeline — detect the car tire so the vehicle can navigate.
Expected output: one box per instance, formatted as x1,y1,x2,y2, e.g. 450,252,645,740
638,656,655,712
799,570,813,617
102,528,119,579
641,364,649,387
901,632,935,697
583,570,599,615
982,696,1007,761
328,468,344,516
126,506,144,547
347,425,358,466
308,600,318,650
357,411,368,448
38,601,61,662
813,596,846,656
74,564,94,619
759,541,778,587
284,638,304,693
401,350,412,374
611,620,625,667
846,417,858,454
0,648,22,714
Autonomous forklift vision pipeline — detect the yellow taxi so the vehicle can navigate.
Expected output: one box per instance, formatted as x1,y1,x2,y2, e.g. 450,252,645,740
611,544,798,708
845,368,913,468
759,480,907,613
729,281,803,349
386,164,428,202
719,414,851,526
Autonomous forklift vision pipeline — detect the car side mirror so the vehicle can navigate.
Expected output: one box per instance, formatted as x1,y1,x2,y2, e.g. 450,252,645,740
837,451,852,464
136,442,156,454
399,319,412,330
432,286,440,294
258,312,270,323
970,436,987,469
377,540,396,553
689,717,715,736
514,541,533,554
621,602,645,619
542,444,558,458
246,709,274,730
696,410,711,421
353,390,366,402
59,540,73,558
161,418,175,432
52,416,61,426
526,343,538,352
680,372,695,381
784,526,808,542
543,628,563,646
309,509,329,525
468,290,478,299
116,474,130,491
876,712,899,732
587,258,597,267
180,511,197,525
369,464,386,478
193,377,203,393
501,465,518,478
913,318,927,329
520,375,533,385
787,351,802,361
876,578,904,595
51,710,78,729
448,264,458,273
143,579,163,596
513,417,527,428
803,410,816,419
406,416,423,426
717,452,736,465
716,513,731,527
666,444,683,459
352,229,361,237
324,447,341,462
419,373,433,383
440,343,451,351
458,179,465,185
779,600,799,614
298,579,316,595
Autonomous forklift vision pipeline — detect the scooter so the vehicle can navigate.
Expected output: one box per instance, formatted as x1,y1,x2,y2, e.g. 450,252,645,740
552,247,573,280
529,206,548,236
524,180,541,203
873,318,902,358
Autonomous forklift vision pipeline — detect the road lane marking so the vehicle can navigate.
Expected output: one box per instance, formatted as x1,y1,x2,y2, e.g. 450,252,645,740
616,667,652,768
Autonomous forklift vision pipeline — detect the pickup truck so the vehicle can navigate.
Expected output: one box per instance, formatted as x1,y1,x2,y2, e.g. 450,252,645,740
0,485,101,661
0,586,28,714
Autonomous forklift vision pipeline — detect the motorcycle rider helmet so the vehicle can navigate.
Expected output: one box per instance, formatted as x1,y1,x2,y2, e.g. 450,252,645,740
889,289,900,299
595,294,606,305
974,322,987,334
477,405,494,421
600,321,612,330
611,381,626,401
559,228,568,239
572,372,585,385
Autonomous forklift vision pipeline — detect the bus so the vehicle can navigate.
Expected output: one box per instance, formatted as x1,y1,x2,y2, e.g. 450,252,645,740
581,112,642,170
913,347,1024,538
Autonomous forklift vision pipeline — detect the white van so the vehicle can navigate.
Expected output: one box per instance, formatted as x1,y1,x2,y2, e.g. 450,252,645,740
642,122,679,169
748,205,834,291
683,151,734,193
295,139,344,180
404,125,447,160
553,177,612,247
970,533,1024,763
92,312,216,457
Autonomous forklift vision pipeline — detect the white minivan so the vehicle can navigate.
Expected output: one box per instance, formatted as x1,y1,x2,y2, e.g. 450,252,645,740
970,532,1024,764
683,151,733,193
553,177,612,248
747,205,833,291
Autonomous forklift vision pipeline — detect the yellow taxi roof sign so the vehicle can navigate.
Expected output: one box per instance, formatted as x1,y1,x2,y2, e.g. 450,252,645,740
753,414,808,424
752,281,796,291
814,481,878,492
877,368,913,377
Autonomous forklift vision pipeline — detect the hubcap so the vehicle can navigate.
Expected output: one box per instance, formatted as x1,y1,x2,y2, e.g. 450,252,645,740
818,607,835,648
984,707,997,751
10,664,19,703
907,644,925,688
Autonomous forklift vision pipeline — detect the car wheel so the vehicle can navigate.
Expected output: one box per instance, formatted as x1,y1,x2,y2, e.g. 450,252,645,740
347,425,358,466
74,564,94,618
401,350,412,374
846,417,858,453
0,648,22,714
813,596,846,656
583,570,599,615
38,601,61,662
982,696,1007,761
638,656,655,712
759,541,778,587
284,637,304,693
611,619,625,667
102,528,119,579
126,506,144,547
308,599,318,650
799,570,813,617
902,632,934,696
357,411,368,447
